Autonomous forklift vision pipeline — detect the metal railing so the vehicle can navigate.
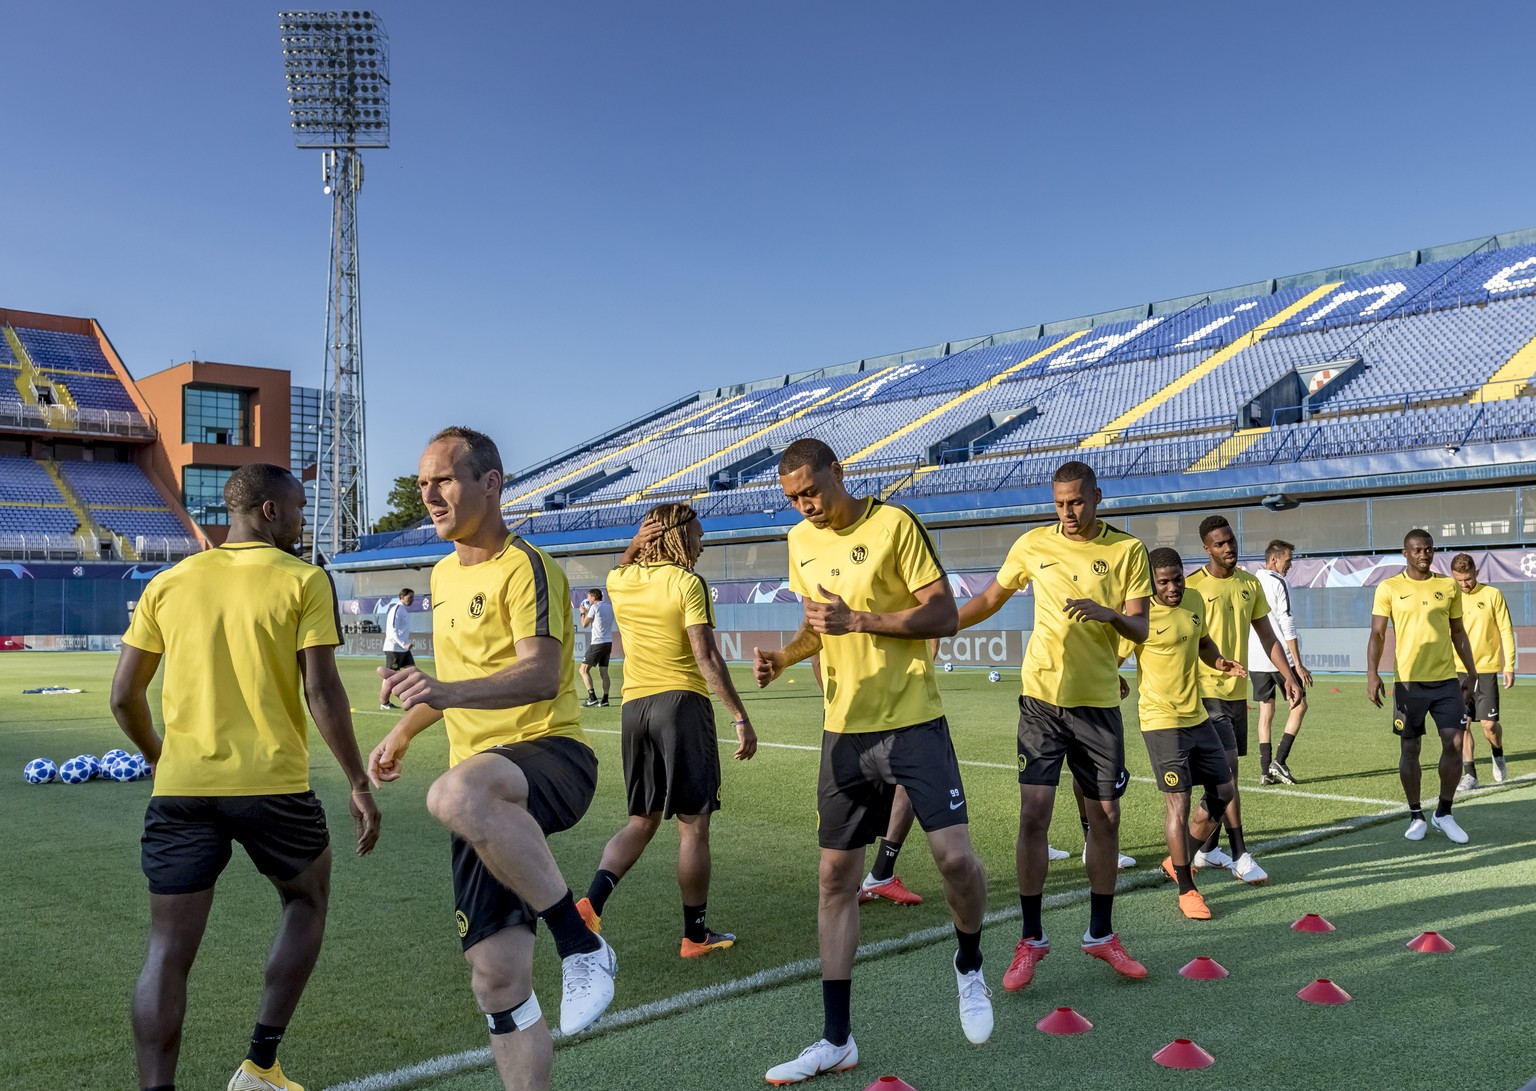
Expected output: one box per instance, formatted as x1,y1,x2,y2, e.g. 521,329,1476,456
132,535,204,562
0,403,153,439
0,532,88,560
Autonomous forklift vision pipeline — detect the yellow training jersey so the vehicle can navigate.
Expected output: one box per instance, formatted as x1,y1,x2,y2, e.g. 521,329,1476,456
788,498,946,733
998,520,1152,709
1118,599,1209,732
431,534,586,766
1371,572,1463,683
1187,567,1269,701
1460,583,1516,674
606,562,715,701
122,543,340,797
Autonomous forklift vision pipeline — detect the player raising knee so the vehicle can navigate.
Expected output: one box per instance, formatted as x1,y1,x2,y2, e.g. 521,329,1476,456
1118,548,1244,920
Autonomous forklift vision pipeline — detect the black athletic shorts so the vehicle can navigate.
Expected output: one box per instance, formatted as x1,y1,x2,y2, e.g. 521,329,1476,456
384,649,415,670
142,791,330,895
451,736,599,950
584,641,613,668
1202,697,1249,756
817,717,968,851
1142,722,1231,794
1458,673,1500,723
1016,696,1128,800
622,690,721,819
1393,679,1464,739
1250,671,1303,705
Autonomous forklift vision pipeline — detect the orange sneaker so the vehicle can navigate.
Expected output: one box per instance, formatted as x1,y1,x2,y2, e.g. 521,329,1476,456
1160,856,1198,882
1002,938,1050,991
1082,934,1148,979
1178,889,1212,920
680,929,735,958
857,876,923,906
575,897,602,934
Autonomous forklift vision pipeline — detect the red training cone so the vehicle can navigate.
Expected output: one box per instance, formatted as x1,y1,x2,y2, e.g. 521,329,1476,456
1036,1007,1094,1035
1179,956,1230,979
1407,930,1456,952
1291,913,1335,933
1153,1039,1215,1069
865,1079,917,1091
1297,978,1352,1004
1330,687,1340,693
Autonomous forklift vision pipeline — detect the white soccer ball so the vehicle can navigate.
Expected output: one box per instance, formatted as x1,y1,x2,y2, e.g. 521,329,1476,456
24,758,57,784
59,757,93,784
942,662,954,673
107,757,139,783
131,753,151,779
102,748,130,767
79,754,102,778
987,670,1002,683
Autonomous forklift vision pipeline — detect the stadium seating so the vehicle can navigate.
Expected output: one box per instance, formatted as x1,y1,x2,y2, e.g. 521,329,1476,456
54,460,191,542
0,456,79,538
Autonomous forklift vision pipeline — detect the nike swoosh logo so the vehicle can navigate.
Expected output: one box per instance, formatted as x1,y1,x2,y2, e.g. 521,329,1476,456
1156,628,1168,634
799,559,815,567
1040,562,1058,569
949,799,965,810
432,602,444,609
1397,595,1411,600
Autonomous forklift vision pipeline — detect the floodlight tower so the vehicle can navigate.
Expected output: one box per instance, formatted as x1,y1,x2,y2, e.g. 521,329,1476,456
279,10,390,560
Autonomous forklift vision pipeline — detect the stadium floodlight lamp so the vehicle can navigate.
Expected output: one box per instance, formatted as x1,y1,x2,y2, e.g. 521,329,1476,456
278,10,390,149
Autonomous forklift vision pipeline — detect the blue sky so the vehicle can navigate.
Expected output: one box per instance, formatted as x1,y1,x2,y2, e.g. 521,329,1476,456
4,1,1533,514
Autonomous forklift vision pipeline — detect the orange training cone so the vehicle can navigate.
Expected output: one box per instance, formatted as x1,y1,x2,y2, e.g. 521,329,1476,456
1179,956,1230,979
1292,913,1335,933
1298,978,1352,1004
1407,930,1456,952
864,1079,917,1091
1153,1039,1215,1069
1036,1007,1094,1035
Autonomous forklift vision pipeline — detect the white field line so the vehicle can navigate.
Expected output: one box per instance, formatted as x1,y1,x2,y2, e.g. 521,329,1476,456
320,770,1531,1091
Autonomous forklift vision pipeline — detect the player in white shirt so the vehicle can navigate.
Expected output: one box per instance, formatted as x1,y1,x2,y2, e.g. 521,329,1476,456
1246,542,1313,784
579,588,617,707
379,588,416,710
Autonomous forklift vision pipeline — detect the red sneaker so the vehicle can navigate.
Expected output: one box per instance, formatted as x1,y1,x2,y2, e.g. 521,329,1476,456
1083,934,1148,979
1002,938,1050,991
857,876,923,906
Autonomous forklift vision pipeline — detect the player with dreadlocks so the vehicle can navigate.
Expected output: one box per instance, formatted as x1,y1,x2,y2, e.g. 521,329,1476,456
577,503,759,958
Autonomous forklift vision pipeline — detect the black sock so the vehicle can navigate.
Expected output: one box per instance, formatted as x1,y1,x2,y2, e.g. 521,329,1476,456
1276,733,1295,765
1436,797,1454,818
954,926,983,974
586,869,619,915
1199,827,1221,854
1173,864,1196,895
587,688,597,700
1020,894,1044,941
1492,745,1504,758
1463,761,1476,777
684,902,708,944
247,1023,285,1069
870,837,902,883
601,690,609,700
1259,742,1273,770
822,979,852,1046
538,890,601,958
144,1085,176,1091
1227,825,1247,859
1409,805,1425,821
1088,891,1114,939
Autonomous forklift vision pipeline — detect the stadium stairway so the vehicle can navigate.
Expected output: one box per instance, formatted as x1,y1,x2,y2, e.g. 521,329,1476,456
626,366,912,501
1077,284,1340,449
503,394,749,511
1469,328,1536,403
1186,426,1271,473
39,461,131,561
842,332,1088,466
4,327,74,430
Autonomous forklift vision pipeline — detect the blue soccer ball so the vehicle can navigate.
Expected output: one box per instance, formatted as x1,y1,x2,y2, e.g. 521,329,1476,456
942,662,954,673
131,753,150,779
102,748,130,767
23,758,57,784
987,670,1002,683
79,754,102,778
107,757,138,783
59,757,93,784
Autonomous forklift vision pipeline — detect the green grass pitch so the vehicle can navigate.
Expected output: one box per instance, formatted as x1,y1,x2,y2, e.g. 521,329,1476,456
3,652,1533,1090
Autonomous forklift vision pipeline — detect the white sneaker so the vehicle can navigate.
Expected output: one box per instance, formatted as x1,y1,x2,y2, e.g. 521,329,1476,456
559,935,617,1035
1047,844,1070,861
1457,772,1478,793
1492,755,1508,784
1230,852,1268,884
955,956,993,1044
1080,846,1137,869
1404,817,1428,841
765,1037,858,1085
1194,846,1233,869
1431,813,1469,844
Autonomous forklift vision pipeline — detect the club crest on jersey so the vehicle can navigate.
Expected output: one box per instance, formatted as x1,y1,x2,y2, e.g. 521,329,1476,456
850,545,868,564
1434,591,1444,600
469,593,486,618
1241,588,1251,600
1092,560,1109,575
1163,771,1179,787
455,910,469,938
